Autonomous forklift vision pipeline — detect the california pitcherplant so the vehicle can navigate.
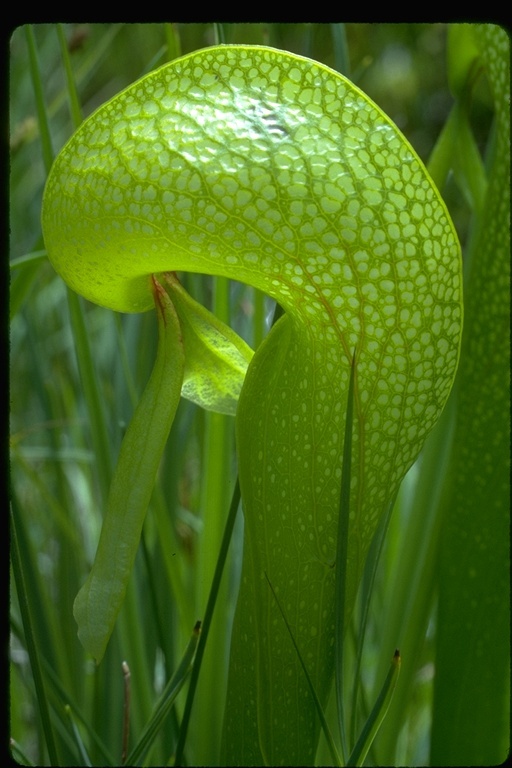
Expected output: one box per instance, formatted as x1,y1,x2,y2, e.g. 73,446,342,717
10,23,509,767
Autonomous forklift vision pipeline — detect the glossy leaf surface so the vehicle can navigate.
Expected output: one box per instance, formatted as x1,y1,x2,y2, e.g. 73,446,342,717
163,272,253,415
42,45,462,762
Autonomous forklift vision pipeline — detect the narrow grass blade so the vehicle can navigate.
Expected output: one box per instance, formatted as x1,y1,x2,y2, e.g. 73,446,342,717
64,705,92,767
10,251,46,320
330,23,350,76
265,573,343,768
347,650,401,767
10,501,59,766
349,491,397,748
57,24,84,127
366,399,456,765
55,27,116,504
126,621,201,766
28,20,114,506
190,275,237,764
334,350,356,760
10,739,35,766
214,23,227,45
163,23,182,62
173,479,241,766
66,291,113,502
10,249,47,270
28,632,115,765
427,102,487,215
24,25,53,173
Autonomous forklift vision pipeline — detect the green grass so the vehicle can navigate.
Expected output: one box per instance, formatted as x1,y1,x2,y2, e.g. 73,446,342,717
10,23,509,766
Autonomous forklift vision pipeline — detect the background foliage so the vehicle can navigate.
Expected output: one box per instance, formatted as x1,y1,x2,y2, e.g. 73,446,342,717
10,23,509,766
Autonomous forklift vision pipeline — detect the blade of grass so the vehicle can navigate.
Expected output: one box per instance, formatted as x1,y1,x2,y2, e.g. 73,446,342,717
64,706,92,767
54,25,157,750
10,739,36,766
121,662,131,763
367,398,456,765
265,573,343,767
10,251,46,320
192,275,236,764
53,39,170,732
57,24,84,126
347,650,401,767
10,501,59,766
331,23,350,76
126,621,201,766
29,629,115,765
348,490,398,749
66,292,113,501
163,23,182,62
334,349,356,761
53,24,114,502
37,24,121,125
10,249,47,270
24,25,53,174
214,23,227,45
251,287,267,349
427,102,487,216
28,22,113,504
9,466,72,688
173,479,241,767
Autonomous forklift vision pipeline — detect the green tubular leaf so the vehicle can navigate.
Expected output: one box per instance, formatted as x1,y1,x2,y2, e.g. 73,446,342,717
42,45,463,761
347,650,401,767
430,25,510,766
73,277,185,662
161,272,253,415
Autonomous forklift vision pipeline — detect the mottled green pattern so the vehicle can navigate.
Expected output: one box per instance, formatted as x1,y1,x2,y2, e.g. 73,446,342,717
42,45,462,763
164,272,253,415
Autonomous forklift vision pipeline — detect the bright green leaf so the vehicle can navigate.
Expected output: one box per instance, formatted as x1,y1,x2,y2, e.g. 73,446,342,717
41,45,463,761
73,277,185,661
161,271,253,415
